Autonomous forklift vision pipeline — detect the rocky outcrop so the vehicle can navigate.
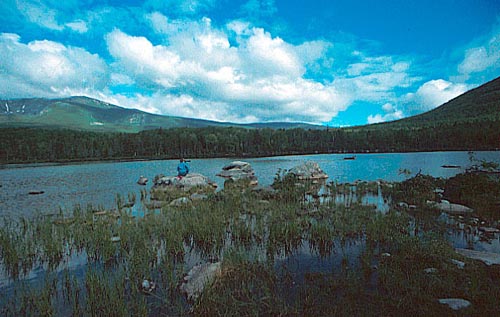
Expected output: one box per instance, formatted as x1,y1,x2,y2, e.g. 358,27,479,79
287,161,328,180
217,161,258,186
151,173,217,201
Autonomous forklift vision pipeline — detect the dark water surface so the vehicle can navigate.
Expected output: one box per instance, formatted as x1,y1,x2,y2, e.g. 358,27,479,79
1,151,499,217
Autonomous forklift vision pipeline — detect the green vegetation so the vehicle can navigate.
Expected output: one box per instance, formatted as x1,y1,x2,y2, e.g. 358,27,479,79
1,117,499,164
0,169,499,315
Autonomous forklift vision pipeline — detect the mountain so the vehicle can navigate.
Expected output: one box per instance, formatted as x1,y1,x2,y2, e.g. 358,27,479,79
0,96,322,132
1,76,499,133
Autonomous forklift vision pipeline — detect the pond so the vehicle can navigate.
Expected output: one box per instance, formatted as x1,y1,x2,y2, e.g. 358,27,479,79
1,151,498,217
1,151,500,314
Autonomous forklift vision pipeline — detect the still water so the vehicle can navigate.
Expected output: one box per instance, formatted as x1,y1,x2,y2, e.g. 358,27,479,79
0,151,499,217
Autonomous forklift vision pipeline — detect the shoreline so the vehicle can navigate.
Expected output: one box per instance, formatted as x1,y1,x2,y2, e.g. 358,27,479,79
2,149,498,170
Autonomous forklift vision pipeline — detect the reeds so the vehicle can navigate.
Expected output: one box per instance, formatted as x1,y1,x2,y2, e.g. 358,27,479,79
1,169,499,314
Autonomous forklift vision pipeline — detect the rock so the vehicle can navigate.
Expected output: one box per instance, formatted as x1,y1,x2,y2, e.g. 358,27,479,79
450,259,465,269
137,176,148,185
397,202,409,209
217,161,258,186
140,279,156,294
151,173,217,200
154,173,217,189
424,268,438,274
438,298,471,310
179,262,221,301
287,161,328,180
111,236,121,243
169,197,191,207
455,248,500,266
427,200,473,214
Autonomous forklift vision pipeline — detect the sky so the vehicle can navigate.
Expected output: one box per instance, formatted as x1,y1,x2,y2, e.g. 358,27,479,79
0,0,499,126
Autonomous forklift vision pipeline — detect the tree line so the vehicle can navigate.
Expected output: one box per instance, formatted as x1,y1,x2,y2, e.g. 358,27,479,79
1,120,499,164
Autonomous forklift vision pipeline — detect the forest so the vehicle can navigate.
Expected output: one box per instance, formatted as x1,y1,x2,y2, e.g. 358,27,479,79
1,120,499,164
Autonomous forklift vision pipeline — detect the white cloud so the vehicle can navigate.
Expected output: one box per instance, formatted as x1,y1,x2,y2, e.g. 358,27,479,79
405,79,469,112
458,32,500,77
103,22,353,123
65,20,88,33
0,33,108,98
16,0,64,31
367,102,404,124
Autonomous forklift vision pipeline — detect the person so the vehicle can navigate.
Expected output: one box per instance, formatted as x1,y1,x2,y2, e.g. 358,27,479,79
177,158,189,178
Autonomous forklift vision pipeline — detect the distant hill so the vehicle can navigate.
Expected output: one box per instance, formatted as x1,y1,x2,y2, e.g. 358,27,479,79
1,76,499,133
0,96,322,132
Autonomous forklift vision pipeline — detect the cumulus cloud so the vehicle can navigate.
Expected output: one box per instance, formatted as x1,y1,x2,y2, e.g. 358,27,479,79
367,103,404,124
0,33,108,98
405,79,469,112
104,18,352,123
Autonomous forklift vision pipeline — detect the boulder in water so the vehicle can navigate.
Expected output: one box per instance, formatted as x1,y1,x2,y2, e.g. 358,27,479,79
137,176,148,185
287,161,328,180
179,262,221,301
151,173,217,200
217,161,258,186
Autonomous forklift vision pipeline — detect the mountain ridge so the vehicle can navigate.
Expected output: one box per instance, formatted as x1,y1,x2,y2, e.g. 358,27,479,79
1,76,500,132
0,96,322,132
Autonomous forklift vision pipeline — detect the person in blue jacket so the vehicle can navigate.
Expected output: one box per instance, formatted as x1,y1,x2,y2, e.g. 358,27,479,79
177,158,189,178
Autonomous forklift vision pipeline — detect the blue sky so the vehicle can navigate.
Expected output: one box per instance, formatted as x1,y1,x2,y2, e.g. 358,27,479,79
1,0,499,126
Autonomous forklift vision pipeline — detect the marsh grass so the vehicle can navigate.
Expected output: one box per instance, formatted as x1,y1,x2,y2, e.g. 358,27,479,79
1,170,500,315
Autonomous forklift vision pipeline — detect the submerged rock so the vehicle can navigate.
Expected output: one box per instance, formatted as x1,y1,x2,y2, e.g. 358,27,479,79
287,161,328,180
438,298,471,310
179,262,221,301
455,248,500,266
217,161,258,186
137,176,148,185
